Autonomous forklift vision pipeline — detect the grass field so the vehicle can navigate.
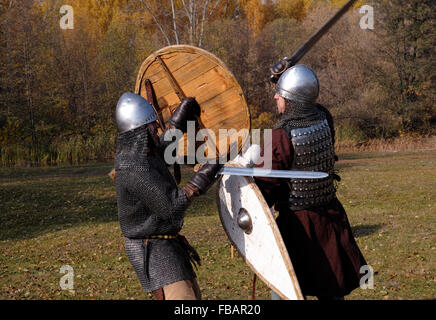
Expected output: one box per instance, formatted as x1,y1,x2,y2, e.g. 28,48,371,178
0,150,435,300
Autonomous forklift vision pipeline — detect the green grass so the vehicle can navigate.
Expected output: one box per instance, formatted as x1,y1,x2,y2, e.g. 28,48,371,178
0,150,435,300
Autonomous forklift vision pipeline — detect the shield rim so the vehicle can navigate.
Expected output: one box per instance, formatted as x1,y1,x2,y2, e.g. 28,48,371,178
216,164,304,300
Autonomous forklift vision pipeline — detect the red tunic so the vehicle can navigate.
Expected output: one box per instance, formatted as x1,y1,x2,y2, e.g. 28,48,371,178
254,128,367,298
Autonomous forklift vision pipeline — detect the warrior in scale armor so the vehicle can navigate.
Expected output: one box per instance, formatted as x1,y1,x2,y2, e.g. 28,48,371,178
114,93,222,300
254,65,367,299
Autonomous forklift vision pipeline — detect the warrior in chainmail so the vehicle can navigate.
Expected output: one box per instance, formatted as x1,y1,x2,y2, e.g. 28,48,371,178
114,93,222,300
254,65,367,300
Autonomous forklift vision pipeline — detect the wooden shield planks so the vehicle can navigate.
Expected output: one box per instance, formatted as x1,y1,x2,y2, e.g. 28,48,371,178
217,172,304,300
135,45,250,158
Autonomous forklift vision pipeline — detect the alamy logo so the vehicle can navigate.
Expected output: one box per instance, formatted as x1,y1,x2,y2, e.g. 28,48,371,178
359,5,374,30
162,122,272,167
59,265,74,290
60,5,74,30
359,265,374,289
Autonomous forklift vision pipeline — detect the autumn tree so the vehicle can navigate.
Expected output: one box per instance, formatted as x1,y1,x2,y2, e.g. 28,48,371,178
274,0,310,21
0,0,58,162
369,0,436,133
138,0,236,47
0,0,434,166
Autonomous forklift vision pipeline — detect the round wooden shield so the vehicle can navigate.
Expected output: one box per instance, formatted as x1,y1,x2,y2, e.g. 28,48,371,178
135,45,251,159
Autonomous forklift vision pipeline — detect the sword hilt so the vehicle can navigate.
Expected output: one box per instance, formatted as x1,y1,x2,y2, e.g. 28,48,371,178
270,58,293,84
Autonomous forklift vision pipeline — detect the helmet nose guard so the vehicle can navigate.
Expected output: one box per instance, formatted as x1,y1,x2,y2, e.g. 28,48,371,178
276,65,319,104
115,92,158,133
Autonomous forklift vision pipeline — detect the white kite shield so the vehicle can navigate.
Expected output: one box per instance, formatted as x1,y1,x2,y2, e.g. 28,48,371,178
216,164,304,300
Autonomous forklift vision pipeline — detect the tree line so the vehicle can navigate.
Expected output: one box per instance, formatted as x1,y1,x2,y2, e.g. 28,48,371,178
0,0,434,166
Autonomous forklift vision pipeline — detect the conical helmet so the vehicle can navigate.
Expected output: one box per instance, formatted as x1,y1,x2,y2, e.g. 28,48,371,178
115,92,158,133
276,64,319,104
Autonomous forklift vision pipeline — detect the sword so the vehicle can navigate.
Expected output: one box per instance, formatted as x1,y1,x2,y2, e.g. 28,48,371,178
270,0,357,83
218,166,329,179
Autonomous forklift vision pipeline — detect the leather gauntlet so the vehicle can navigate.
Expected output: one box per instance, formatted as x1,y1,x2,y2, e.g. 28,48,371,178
168,97,201,133
188,163,223,194
182,183,201,204
271,58,289,75
270,58,290,83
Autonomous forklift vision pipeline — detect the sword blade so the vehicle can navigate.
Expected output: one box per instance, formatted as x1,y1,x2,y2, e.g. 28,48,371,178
270,0,357,82
287,0,357,66
218,167,329,179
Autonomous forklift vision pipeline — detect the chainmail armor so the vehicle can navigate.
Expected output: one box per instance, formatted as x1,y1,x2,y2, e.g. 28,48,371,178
274,100,325,129
115,123,196,292
275,100,337,211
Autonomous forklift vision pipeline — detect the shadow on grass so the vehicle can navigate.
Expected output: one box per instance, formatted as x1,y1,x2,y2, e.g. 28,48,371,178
0,168,118,241
0,163,114,180
0,163,217,241
351,224,383,238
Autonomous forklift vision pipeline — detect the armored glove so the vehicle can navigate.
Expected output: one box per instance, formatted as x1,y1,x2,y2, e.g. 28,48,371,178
182,183,201,204
187,163,223,195
168,97,201,133
270,58,290,83
271,58,289,75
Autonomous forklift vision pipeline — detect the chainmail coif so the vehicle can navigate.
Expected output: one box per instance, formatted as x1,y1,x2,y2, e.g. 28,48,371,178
115,123,196,292
274,99,326,130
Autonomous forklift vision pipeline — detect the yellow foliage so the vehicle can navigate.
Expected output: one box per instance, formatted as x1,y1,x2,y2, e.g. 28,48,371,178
251,112,276,130
40,0,129,37
275,0,310,21
242,0,275,35
272,0,364,23
326,0,365,8
243,0,265,35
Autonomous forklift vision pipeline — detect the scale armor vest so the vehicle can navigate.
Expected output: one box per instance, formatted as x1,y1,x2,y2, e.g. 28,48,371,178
281,119,336,211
